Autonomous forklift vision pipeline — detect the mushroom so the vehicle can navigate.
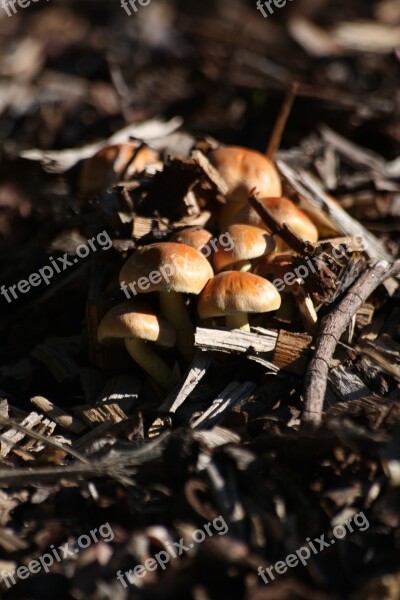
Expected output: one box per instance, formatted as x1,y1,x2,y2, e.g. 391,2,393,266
98,300,177,390
197,271,281,332
208,146,282,231
170,227,213,254
231,196,319,250
79,144,160,195
213,224,275,273
119,242,214,361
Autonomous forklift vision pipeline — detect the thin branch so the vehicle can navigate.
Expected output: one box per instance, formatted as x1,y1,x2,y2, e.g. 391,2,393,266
266,82,299,160
303,260,400,424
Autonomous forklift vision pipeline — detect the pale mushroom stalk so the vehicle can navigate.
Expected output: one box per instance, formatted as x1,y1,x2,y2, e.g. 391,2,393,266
124,339,177,391
159,290,195,362
97,300,178,392
226,313,250,331
234,260,252,272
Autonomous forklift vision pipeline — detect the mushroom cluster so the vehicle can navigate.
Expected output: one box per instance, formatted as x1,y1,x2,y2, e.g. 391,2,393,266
97,144,320,388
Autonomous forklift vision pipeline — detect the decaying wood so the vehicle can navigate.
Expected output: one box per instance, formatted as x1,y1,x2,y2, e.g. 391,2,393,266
195,327,277,354
327,365,372,405
195,327,279,370
356,335,400,381
30,396,86,434
291,281,318,334
74,404,128,427
272,330,313,374
277,160,394,263
130,211,212,240
191,150,229,196
0,414,87,463
191,382,256,429
303,260,400,424
0,413,44,458
160,352,213,413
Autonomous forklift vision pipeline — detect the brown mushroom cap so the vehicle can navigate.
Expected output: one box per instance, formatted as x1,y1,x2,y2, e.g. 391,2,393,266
170,228,213,252
213,224,276,272
208,146,282,204
80,144,160,194
98,301,176,347
198,271,281,319
233,197,319,243
119,242,214,294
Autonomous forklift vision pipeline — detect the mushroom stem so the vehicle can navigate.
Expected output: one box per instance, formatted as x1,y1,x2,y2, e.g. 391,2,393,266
124,339,177,391
159,291,195,362
234,260,252,272
226,313,250,331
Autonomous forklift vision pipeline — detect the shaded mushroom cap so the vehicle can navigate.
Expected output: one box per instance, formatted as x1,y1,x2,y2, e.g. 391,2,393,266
170,227,213,252
98,301,176,347
79,144,160,194
232,197,319,243
208,146,282,204
198,271,281,319
119,242,214,294
213,224,276,272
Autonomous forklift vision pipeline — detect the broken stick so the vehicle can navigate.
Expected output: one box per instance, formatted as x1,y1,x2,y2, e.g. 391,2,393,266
303,260,400,424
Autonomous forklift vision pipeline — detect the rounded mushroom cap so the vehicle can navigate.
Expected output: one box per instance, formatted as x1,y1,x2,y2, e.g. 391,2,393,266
170,227,213,252
79,144,160,194
98,301,176,347
208,146,282,204
119,242,214,295
231,197,319,243
197,271,281,319
213,224,276,272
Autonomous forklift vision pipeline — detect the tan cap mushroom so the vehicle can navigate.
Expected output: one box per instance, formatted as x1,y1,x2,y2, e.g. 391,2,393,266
198,271,281,331
170,227,213,254
79,144,160,195
119,242,214,361
98,300,177,390
231,197,319,250
208,146,282,230
213,224,276,272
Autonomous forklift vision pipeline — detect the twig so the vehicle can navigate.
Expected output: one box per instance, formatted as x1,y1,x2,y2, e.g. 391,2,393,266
303,260,400,424
248,195,317,255
0,414,88,463
266,82,299,160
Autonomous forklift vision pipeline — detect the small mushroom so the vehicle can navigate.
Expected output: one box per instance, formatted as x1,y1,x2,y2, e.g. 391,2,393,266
213,224,275,273
120,242,213,361
98,300,177,390
232,196,319,250
170,227,213,254
208,146,282,231
197,271,281,331
79,144,160,195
